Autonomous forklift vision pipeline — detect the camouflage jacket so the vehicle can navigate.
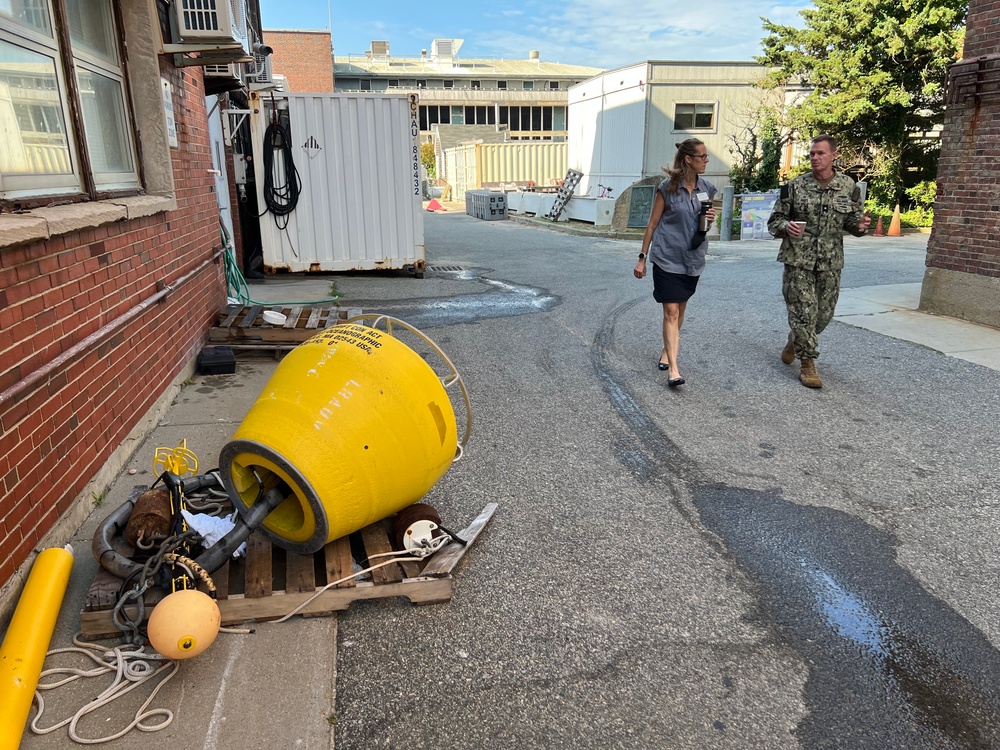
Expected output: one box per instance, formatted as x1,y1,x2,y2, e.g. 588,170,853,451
767,172,866,271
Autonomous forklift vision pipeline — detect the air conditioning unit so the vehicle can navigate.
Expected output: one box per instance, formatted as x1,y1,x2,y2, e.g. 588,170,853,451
246,54,275,89
173,0,247,45
204,62,241,81
431,38,463,60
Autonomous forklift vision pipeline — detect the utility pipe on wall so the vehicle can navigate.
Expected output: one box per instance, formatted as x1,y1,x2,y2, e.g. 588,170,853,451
0,248,223,411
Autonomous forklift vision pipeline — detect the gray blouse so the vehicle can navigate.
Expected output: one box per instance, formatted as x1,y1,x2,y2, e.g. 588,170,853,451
648,177,717,276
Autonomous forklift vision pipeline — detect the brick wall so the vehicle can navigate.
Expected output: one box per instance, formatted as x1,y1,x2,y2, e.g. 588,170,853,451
264,30,334,92
962,0,1000,58
925,0,1000,280
0,63,225,587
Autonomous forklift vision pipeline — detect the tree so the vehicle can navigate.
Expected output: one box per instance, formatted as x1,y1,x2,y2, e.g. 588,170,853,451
728,105,784,194
420,142,437,179
757,0,966,205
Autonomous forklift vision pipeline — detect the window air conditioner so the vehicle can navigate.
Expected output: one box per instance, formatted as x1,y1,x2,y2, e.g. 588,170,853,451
204,62,241,81
173,0,247,45
246,53,273,85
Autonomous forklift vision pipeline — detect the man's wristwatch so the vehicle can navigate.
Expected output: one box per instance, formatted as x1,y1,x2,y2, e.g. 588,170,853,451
638,253,646,260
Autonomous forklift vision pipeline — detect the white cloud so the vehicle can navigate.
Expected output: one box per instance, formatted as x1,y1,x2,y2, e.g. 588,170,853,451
470,0,810,69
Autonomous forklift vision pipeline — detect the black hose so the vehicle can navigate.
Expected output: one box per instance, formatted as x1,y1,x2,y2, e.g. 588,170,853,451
260,119,301,230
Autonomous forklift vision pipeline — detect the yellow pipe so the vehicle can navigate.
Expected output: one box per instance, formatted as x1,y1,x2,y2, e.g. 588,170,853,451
0,545,74,750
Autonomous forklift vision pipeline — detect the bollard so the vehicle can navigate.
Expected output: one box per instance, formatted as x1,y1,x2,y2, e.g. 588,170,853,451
720,186,734,241
0,546,74,750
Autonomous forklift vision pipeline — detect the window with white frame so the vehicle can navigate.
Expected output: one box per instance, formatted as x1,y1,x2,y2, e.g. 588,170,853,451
0,0,139,201
674,102,716,130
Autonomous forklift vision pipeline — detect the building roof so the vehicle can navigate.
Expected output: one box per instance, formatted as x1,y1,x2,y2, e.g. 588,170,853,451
335,55,602,79
431,124,509,152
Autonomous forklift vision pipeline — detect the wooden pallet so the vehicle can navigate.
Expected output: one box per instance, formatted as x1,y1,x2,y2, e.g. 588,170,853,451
208,304,364,345
79,503,497,639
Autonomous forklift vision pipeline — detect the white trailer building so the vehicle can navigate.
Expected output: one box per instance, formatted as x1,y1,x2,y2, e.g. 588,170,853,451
567,61,773,201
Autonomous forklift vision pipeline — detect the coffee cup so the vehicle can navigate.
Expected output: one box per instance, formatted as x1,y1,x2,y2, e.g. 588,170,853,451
791,221,807,232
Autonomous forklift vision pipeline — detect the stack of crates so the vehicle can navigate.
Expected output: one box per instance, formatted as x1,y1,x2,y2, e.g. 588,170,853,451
465,190,507,221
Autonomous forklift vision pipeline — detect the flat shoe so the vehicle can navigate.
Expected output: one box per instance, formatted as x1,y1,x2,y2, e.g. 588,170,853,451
658,361,669,371
668,377,685,387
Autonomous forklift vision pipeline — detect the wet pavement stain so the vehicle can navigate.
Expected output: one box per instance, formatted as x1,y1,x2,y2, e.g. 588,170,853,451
346,272,558,328
592,297,1000,746
694,485,1000,749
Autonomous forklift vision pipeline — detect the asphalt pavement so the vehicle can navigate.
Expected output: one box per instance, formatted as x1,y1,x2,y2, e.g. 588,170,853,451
17,208,1000,749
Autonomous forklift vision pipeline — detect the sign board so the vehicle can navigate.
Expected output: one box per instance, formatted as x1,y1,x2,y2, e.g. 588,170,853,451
741,192,779,240
627,186,656,229
161,78,178,149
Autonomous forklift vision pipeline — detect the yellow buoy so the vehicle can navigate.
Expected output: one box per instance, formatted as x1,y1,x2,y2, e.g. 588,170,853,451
0,546,74,750
147,589,221,660
220,321,464,554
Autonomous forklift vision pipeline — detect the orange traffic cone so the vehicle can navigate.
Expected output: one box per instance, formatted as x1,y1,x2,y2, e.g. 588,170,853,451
426,198,445,212
887,204,901,236
873,216,885,236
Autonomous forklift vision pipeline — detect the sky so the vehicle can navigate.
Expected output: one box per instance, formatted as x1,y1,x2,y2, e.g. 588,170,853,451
258,0,811,70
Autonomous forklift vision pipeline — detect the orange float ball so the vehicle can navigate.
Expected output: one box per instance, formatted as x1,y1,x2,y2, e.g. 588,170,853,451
147,589,221,660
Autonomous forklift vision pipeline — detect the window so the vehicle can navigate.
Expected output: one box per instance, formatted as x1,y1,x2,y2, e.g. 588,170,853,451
388,79,399,88
443,80,453,89
674,103,716,130
470,80,480,90
450,105,463,125
549,81,559,90
417,80,427,88
420,105,453,130
497,80,507,90
522,80,533,90
359,79,371,91
0,0,138,200
459,106,490,125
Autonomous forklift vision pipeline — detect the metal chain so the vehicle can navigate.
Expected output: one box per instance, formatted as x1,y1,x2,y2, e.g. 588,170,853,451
111,530,202,643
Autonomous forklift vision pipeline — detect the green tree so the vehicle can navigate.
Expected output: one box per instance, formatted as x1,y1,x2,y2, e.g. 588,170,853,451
728,106,784,194
420,142,436,179
757,0,966,205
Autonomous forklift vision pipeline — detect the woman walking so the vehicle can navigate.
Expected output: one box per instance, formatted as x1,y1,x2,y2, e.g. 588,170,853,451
633,139,717,387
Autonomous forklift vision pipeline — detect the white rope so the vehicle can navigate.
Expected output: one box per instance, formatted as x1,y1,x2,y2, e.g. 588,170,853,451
273,553,421,623
273,534,453,623
30,635,179,744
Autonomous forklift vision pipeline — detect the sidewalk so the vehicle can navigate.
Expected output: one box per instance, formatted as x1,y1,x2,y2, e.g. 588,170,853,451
835,283,1000,371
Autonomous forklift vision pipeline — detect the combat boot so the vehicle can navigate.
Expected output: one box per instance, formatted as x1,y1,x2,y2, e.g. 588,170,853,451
781,332,795,365
799,358,822,389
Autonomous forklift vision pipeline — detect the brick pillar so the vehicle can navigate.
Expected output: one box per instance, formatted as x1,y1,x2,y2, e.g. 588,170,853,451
920,0,1000,327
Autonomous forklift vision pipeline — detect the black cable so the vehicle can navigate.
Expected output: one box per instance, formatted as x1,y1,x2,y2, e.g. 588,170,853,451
260,118,301,230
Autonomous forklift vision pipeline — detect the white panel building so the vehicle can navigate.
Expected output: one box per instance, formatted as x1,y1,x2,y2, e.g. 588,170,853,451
568,61,772,198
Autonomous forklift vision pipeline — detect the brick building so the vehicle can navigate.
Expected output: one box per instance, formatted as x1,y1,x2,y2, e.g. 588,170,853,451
920,0,1000,327
264,29,335,92
0,0,255,613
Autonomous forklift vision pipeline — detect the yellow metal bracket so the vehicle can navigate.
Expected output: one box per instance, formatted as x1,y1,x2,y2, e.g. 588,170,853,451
153,439,200,477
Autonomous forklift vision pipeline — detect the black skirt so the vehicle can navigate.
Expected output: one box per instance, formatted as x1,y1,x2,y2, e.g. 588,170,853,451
652,263,700,303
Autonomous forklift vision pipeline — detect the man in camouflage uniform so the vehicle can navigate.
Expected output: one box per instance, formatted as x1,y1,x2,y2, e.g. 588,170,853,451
767,134,870,388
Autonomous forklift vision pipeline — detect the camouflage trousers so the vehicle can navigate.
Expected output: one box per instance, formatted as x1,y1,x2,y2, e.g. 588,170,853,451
782,264,842,360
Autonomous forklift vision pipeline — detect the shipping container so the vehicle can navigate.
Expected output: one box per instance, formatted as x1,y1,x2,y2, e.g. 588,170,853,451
250,91,424,273
443,142,567,200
